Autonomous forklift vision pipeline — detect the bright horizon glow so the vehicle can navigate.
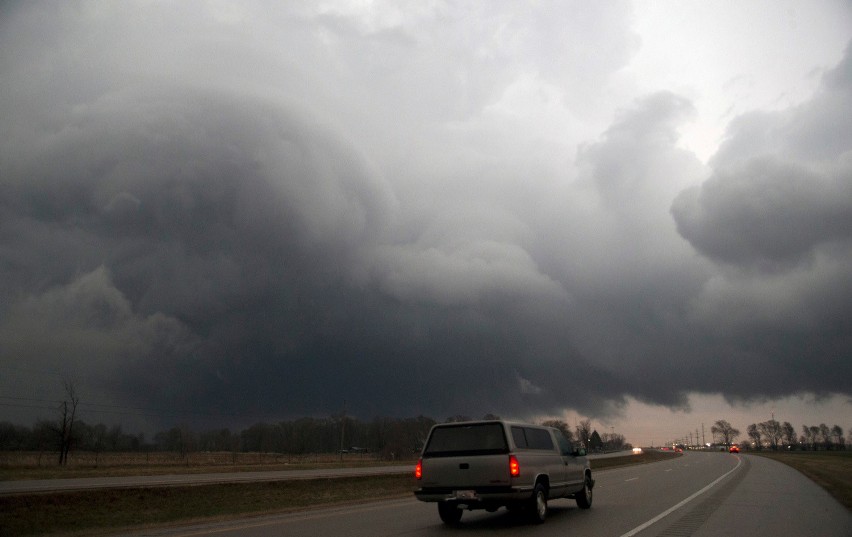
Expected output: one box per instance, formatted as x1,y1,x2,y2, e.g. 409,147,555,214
626,0,852,163
545,393,852,447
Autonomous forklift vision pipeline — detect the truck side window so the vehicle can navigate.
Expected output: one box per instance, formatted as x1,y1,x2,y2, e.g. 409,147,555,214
555,431,573,455
524,427,555,450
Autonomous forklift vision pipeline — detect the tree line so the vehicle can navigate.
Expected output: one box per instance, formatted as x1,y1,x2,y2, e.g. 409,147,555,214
1,385,635,463
711,419,847,451
0,415,436,461
0,412,632,463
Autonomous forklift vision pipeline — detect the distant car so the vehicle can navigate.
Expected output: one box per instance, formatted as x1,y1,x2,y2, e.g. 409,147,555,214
729,445,739,453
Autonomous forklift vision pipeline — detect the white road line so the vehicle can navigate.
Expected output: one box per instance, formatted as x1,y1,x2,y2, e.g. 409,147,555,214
625,477,639,482
618,456,742,537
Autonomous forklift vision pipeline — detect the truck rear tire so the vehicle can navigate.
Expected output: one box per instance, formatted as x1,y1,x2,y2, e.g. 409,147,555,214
438,503,463,524
528,483,548,524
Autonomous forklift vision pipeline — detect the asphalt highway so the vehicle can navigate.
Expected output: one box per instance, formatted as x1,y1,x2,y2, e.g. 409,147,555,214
111,451,850,536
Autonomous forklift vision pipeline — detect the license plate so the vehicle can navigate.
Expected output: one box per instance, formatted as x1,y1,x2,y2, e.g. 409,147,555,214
454,490,477,500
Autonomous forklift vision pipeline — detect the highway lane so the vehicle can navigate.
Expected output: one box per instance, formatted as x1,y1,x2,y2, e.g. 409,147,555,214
114,451,850,537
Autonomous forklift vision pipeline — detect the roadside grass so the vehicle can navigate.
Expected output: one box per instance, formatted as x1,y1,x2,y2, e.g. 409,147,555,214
0,473,416,536
749,451,852,510
0,460,398,481
0,451,397,481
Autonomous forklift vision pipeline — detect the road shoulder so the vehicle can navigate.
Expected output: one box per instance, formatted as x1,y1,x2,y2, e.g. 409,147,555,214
692,454,851,536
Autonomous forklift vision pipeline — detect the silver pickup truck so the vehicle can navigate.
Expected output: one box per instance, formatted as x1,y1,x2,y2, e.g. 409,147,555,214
414,420,593,524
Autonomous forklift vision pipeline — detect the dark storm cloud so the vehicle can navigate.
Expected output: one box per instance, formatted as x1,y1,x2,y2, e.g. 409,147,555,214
1,2,850,431
0,74,620,422
671,156,852,267
2,87,383,304
0,266,204,399
668,43,852,398
0,0,394,401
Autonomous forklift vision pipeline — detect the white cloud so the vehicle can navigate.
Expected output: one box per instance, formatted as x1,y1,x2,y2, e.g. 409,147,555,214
518,374,544,396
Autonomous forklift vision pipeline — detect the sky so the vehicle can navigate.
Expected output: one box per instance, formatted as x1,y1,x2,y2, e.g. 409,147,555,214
1,1,851,446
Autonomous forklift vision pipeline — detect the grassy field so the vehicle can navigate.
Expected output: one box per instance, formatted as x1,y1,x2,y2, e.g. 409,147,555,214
750,450,852,510
0,451,393,480
1,473,416,536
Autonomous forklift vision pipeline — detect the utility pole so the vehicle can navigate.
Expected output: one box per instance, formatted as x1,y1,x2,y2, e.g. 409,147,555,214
702,423,706,447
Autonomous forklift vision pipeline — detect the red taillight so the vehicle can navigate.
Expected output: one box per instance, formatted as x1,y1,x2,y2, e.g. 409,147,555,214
509,455,520,477
415,459,423,480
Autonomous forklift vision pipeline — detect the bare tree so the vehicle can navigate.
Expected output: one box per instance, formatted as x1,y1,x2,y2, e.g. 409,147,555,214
801,425,813,449
541,419,574,443
601,432,626,450
757,420,782,450
711,420,740,447
57,382,79,465
830,425,844,450
781,422,796,448
809,425,821,450
88,423,108,466
747,424,761,450
576,419,592,449
819,424,831,450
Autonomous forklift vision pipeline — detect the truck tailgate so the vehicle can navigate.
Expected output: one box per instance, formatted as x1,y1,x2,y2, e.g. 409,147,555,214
420,454,511,488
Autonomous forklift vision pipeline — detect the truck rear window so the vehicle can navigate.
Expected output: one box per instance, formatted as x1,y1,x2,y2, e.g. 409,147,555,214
423,423,509,457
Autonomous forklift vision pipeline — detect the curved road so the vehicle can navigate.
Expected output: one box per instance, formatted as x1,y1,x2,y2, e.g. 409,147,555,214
112,452,849,536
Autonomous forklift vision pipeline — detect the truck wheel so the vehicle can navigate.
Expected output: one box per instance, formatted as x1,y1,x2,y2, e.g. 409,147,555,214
438,503,463,524
576,474,593,509
528,483,548,524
